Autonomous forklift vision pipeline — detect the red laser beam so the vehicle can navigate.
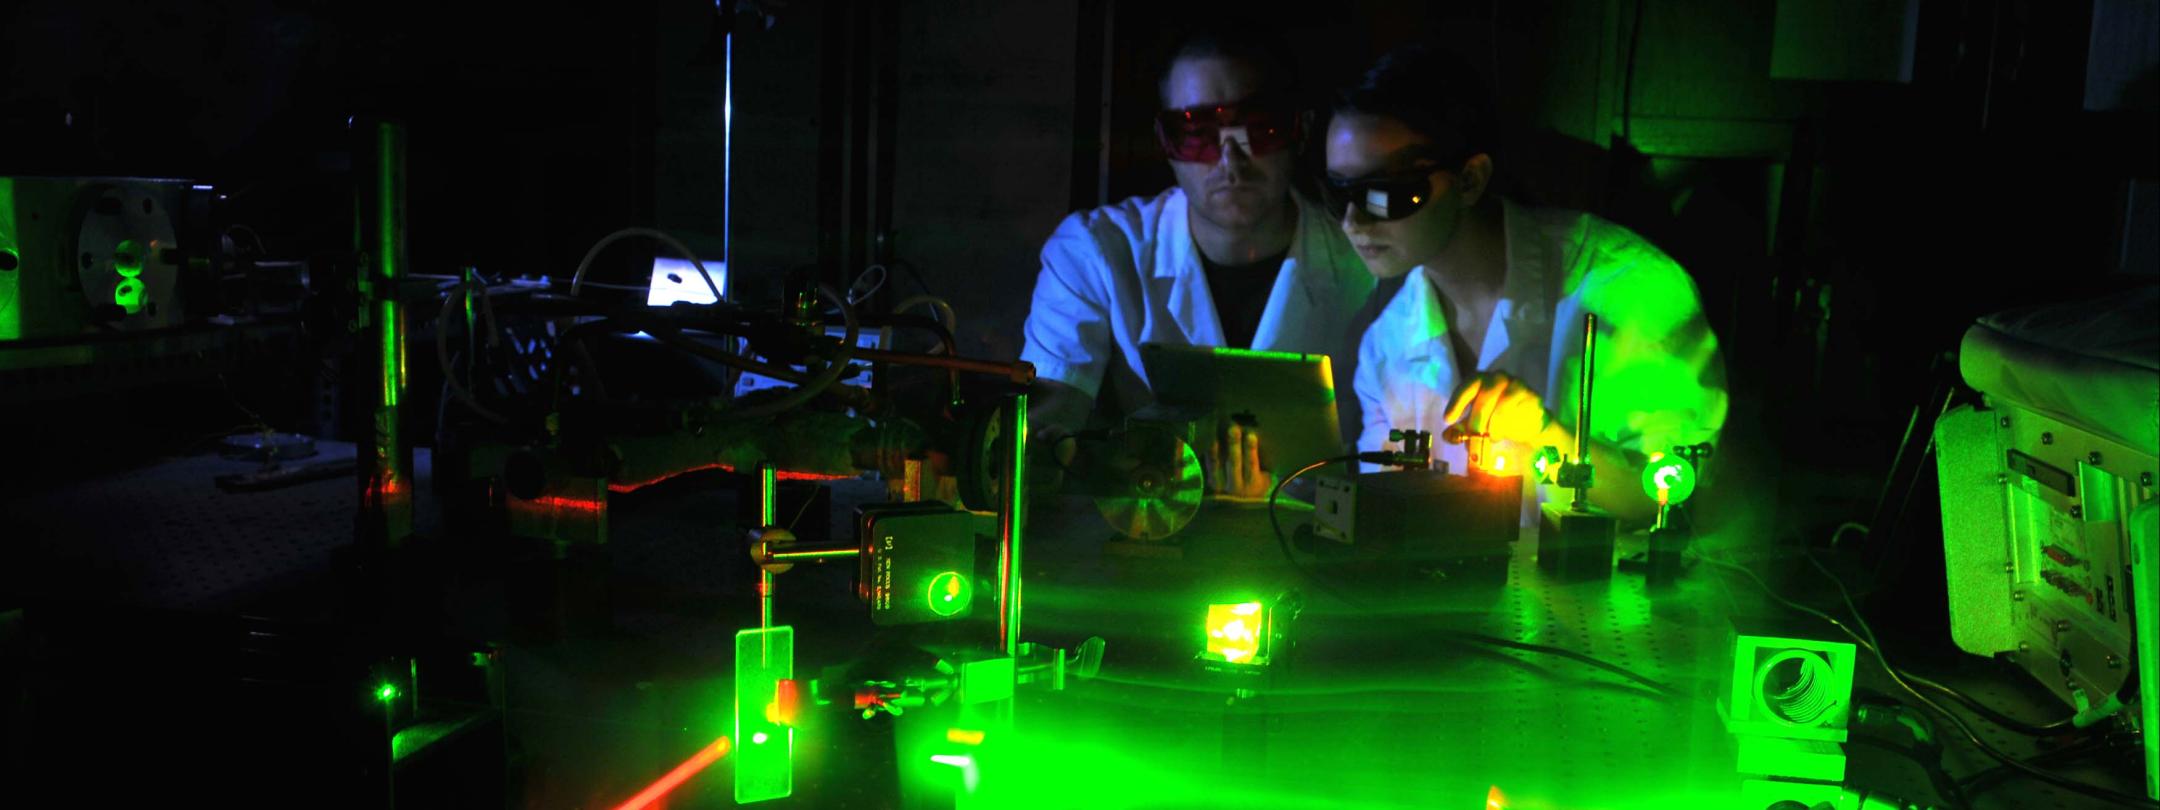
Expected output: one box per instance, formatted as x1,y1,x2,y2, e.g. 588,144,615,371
610,736,733,810
607,463,852,494
529,495,607,514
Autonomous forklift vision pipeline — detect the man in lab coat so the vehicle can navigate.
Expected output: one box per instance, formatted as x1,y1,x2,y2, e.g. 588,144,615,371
1326,45,1726,523
1020,26,1376,497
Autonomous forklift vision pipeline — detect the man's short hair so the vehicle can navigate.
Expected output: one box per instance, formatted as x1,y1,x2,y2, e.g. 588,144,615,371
1155,24,1301,108
1334,43,1499,166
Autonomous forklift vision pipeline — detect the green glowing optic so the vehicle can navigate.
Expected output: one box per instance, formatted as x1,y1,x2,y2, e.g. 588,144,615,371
1,177,20,340
1203,601,1268,665
1209,346,1307,362
926,570,970,617
734,626,794,803
113,279,146,314
376,683,398,703
1532,446,1562,483
1641,454,1696,503
113,239,145,278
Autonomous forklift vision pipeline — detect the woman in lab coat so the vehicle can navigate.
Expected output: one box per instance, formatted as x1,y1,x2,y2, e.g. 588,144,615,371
1324,44,1727,523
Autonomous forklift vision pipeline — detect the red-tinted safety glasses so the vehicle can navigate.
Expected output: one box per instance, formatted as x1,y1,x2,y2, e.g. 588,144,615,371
1154,96,1302,163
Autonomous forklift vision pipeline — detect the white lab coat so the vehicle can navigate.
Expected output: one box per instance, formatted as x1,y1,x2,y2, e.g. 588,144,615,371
1021,186,1375,421
1355,199,1728,476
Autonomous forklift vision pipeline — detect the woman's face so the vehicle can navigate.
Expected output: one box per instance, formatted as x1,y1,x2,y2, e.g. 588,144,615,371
1324,112,1475,280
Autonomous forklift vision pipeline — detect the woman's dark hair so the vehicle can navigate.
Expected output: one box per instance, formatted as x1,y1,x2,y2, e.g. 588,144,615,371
1334,43,1499,167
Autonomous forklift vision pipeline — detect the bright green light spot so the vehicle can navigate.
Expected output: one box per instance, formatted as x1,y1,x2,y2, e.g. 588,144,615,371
113,278,145,314
1532,447,1562,483
1203,602,1268,666
734,626,794,803
1641,454,1697,503
113,239,145,278
0,178,20,340
376,683,398,703
926,570,970,617
1209,346,1306,362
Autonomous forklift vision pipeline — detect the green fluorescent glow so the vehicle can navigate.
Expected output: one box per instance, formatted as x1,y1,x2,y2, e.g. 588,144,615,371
1532,447,1562,483
927,570,970,617
1641,454,1697,503
113,278,146,314
1726,634,1855,742
734,626,794,803
1203,602,1268,665
113,239,145,278
1209,346,1306,362
376,683,398,703
1547,229,1727,459
0,177,18,340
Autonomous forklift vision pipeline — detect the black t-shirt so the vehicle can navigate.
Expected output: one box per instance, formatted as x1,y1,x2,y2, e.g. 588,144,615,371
1200,248,1288,349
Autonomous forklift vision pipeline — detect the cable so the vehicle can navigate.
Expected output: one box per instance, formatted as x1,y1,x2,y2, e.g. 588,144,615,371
1621,0,1647,144
436,285,513,426
1266,453,1680,700
1803,548,2077,737
892,295,957,354
1267,455,1363,608
1957,733,2144,798
722,283,859,421
1699,554,2159,808
568,227,721,304
1444,631,1678,698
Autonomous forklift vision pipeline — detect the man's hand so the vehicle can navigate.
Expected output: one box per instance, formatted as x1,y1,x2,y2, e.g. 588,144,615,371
1441,372,1558,473
1205,421,1272,501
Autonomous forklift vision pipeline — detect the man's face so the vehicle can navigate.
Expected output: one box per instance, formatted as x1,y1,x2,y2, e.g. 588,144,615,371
1324,112,1468,280
1161,57,1297,233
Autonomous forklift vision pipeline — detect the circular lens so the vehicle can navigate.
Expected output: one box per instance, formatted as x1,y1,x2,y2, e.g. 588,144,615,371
1755,650,1839,727
926,571,969,618
114,239,145,278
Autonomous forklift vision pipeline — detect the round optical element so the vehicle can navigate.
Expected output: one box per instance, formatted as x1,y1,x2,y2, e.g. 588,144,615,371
926,570,970,618
1640,454,1697,503
1532,447,1563,483
1754,650,1839,728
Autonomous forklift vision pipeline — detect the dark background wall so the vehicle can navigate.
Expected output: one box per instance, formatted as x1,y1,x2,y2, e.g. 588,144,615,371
4,0,2155,635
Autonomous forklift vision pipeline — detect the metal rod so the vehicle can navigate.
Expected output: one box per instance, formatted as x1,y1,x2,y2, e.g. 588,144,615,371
357,119,412,548
1576,312,1595,461
997,393,1028,657
767,546,860,562
759,463,776,631
1573,312,1597,511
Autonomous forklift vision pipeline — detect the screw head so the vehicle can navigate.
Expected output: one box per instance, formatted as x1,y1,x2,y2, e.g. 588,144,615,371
2013,591,2027,601
2087,451,2103,465
1996,473,2009,485
2041,432,2054,445
2107,655,2124,669
2018,641,2033,651
2054,619,2072,632
2003,562,2016,572
2070,505,2083,519
1999,416,2012,428
2141,473,2153,487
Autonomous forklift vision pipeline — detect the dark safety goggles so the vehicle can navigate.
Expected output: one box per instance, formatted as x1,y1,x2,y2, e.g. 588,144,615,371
1321,167,1446,222
1154,96,1302,163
